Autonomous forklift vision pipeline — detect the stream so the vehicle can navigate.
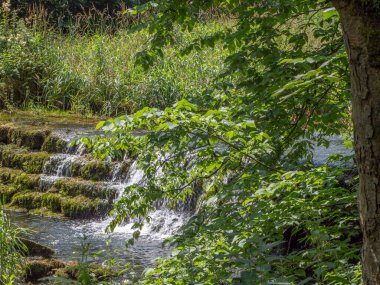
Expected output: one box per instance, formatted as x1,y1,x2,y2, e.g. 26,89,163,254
4,120,353,283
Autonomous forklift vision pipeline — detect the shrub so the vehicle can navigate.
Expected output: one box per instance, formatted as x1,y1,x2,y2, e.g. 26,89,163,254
0,9,47,109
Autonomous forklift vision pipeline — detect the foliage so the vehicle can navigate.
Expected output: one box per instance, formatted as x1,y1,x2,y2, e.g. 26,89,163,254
0,3,228,115
0,8,47,109
0,207,25,284
87,0,360,284
2,0,149,30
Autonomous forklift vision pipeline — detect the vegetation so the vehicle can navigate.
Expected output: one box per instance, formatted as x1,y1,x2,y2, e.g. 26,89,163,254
87,1,361,284
0,125,119,220
0,2,228,116
0,207,25,284
0,0,376,284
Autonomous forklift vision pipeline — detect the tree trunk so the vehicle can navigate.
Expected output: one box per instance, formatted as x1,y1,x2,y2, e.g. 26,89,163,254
333,1,380,284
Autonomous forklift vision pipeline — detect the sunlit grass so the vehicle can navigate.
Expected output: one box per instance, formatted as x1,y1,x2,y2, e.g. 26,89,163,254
0,14,231,116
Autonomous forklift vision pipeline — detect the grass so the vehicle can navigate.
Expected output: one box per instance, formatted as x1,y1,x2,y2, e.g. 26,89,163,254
0,10,231,116
0,207,26,284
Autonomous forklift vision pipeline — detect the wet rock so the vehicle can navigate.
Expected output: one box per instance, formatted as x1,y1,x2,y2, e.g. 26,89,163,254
0,144,50,174
8,127,51,150
0,167,40,189
61,195,109,219
0,184,18,203
19,238,55,258
41,135,68,153
79,160,111,181
25,257,65,281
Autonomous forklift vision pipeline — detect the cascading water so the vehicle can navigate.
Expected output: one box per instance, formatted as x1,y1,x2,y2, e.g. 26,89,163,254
40,129,193,240
6,125,194,277
85,159,192,240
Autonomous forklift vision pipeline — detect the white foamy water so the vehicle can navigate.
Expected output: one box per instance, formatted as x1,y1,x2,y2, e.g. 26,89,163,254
43,154,82,177
81,159,191,240
39,137,192,241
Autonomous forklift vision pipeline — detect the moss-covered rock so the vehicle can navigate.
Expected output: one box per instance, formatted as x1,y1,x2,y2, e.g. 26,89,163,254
79,160,111,181
68,160,82,177
0,184,18,203
25,257,65,282
9,187,112,219
54,178,117,201
61,195,108,219
11,191,42,209
19,238,55,258
41,135,68,153
55,261,115,282
40,192,62,212
0,144,50,173
8,127,51,150
30,207,64,218
0,167,40,189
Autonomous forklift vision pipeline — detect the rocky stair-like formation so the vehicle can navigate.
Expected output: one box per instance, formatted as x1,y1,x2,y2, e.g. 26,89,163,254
0,123,129,219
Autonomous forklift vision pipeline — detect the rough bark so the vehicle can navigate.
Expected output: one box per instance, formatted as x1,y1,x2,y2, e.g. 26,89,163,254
333,1,380,284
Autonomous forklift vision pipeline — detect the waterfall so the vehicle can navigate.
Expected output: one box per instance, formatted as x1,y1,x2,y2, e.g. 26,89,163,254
40,133,194,240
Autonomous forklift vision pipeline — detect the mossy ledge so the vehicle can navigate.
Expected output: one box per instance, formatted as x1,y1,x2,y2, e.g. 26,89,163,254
0,124,68,153
69,159,113,181
0,175,116,219
0,144,50,174
9,191,110,219
0,184,18,203
0,124,51,150
41,135,68,153
0,167,40,189
25,257,66,282
52,177,118,201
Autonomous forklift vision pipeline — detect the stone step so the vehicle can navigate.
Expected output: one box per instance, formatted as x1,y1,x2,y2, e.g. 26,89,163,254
0,168,119,200
0,167,40,190
0,123,67,152
12,191,110,219
1,183,111,219
45,176,119,201
0,144,50,174
44,154,132,182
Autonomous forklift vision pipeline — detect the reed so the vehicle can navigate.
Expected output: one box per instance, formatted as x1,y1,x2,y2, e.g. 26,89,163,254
0,206,26,284
0,3,230,116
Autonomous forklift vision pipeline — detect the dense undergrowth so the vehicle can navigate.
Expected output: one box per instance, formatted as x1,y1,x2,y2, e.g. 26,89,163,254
0,1,363,284
0,5,228,116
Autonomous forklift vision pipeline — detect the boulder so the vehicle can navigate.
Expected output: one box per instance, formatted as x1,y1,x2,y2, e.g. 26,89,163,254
19,238,55,258
25,257,65,281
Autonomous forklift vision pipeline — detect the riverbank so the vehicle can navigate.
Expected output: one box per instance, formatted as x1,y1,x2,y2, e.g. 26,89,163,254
0,113,191,283
0,110,105,127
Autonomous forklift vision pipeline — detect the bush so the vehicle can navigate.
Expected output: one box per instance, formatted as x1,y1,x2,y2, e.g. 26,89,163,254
0,10,47,109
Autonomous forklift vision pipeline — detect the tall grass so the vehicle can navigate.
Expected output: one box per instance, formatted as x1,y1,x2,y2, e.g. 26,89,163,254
0,4,230,116
0,207,25,284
